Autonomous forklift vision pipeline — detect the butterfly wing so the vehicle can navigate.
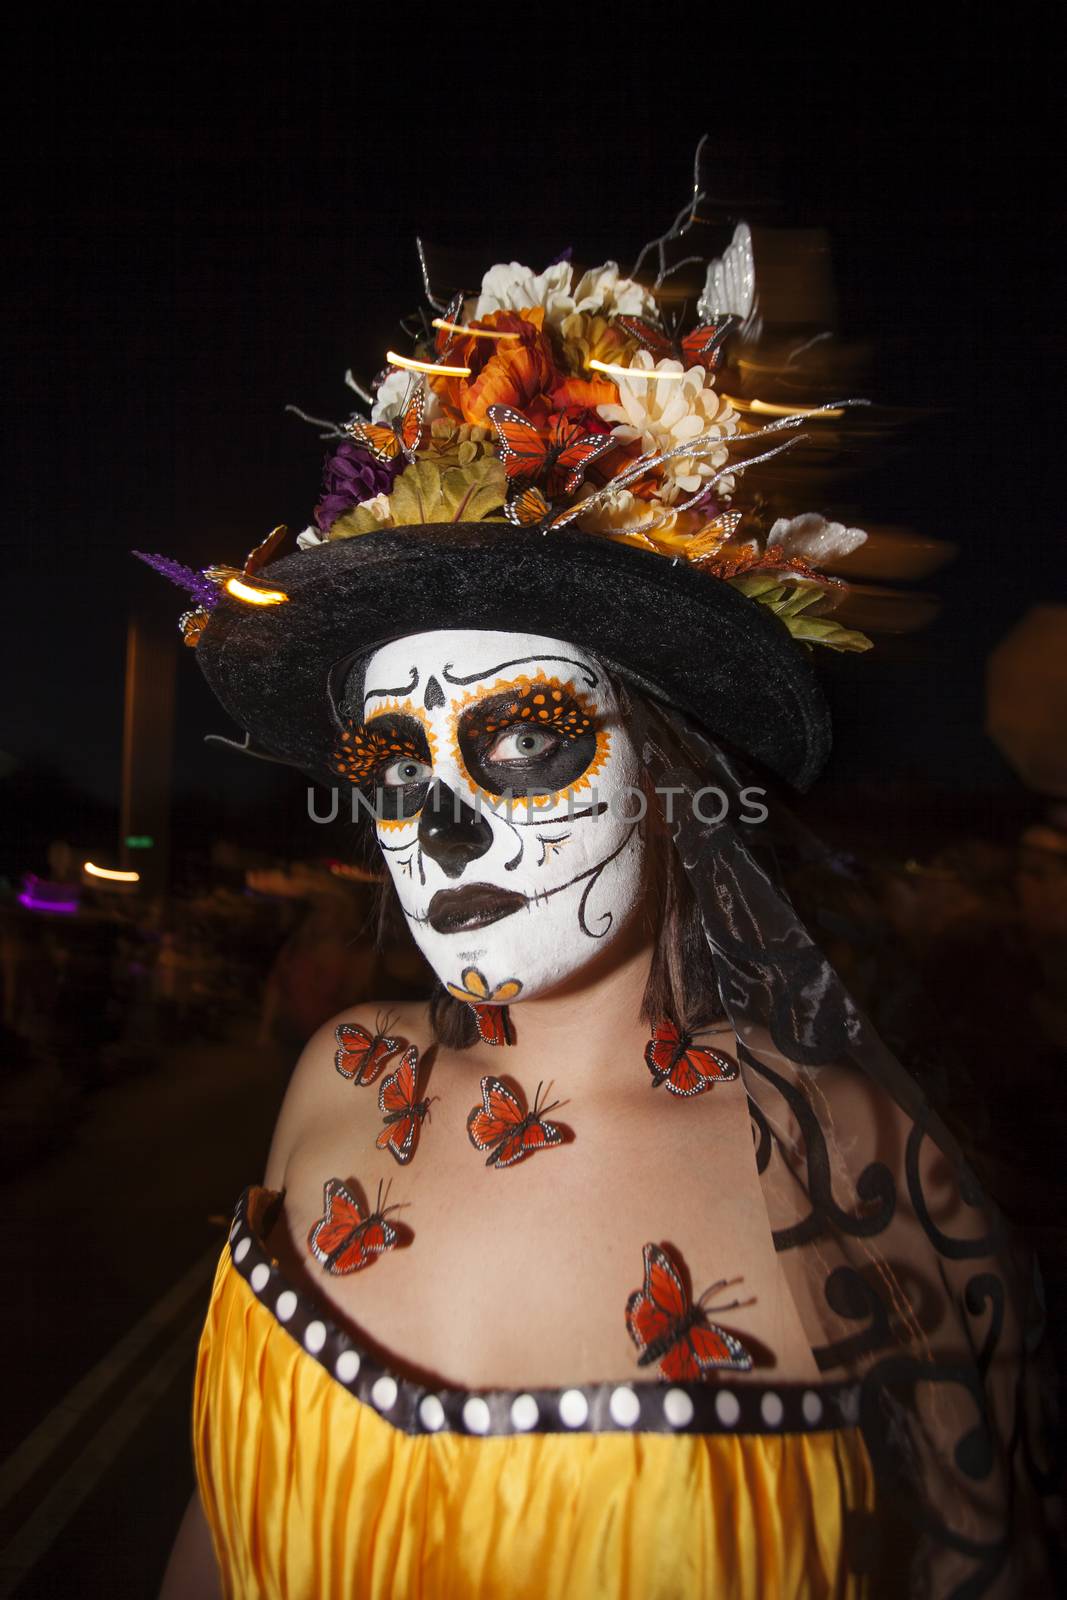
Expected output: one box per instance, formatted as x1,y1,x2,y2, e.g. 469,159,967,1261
243,524,289,577
688,1319,753,1374
680,319,732,371
397,382,426,456
377,1048,424,1165
307,1178,368,1273
614,316,674,361
505,485,552,528
663,1042,739,1098
546,416,616,497
626,1242,689,1358
352,1211,399,1262
487,405,549,484
471,1003,513,1047
377,1112,420,1163
490,1114,564,1169
644,1018,682,1088
335,1021,401,1086
466,1075,524,1154
348,420,403,463
378,1047,418,1115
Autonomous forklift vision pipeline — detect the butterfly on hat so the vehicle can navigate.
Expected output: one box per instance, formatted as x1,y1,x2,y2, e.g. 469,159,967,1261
614,313,735,374
487,404,616,530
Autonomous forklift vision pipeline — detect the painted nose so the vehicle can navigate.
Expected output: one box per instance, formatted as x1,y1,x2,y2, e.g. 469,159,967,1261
418,781,494,879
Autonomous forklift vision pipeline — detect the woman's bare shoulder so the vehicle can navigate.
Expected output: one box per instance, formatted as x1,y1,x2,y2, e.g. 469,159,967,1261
263,999,432,1189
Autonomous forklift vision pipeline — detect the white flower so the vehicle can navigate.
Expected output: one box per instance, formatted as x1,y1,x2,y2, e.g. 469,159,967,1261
573,485,681,537
572,261,657,319
357,493,394,525
596,352,739,500
767,513,867,567
296,525,324,550
370,369,442,425
473,257,658,330
473,259,577,325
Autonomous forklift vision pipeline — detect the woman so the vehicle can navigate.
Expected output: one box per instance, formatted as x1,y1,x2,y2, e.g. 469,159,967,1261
157,248,1057,1597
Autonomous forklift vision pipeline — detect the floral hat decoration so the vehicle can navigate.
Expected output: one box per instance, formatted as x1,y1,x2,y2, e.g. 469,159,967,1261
136,174,875,793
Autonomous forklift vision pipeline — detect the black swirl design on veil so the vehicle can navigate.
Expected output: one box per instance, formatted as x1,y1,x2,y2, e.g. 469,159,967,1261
738,1042,897,1250
905,1118,1003,1261
747,1095,772,1175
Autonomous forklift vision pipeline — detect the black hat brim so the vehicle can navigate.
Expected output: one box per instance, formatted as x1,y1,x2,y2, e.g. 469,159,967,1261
194,525,831,791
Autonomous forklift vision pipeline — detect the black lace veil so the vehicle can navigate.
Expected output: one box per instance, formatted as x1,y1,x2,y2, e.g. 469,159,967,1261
629,693,1060,1597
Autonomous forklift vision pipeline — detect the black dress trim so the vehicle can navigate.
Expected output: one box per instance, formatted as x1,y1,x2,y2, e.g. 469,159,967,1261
225,1186,862,1440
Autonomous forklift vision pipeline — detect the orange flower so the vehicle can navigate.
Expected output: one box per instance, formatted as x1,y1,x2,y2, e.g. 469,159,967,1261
549,374,619,412
430,309,560,426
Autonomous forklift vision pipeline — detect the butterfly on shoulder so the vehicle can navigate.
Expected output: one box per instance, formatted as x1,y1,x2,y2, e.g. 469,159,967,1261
347,377,426,464
376,1047,432,1165
626,1241,753,1381
334,1016,402,1087
466,1076,564,1168
487,405,615,503
644,1018,739,1097
614,314,734,373
306,1177,402,1275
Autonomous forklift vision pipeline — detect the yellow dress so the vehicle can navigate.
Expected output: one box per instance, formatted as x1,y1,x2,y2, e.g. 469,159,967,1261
194,1188,877,1600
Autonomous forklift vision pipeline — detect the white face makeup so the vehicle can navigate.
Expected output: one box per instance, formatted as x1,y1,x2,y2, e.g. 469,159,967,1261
341,630,646,1005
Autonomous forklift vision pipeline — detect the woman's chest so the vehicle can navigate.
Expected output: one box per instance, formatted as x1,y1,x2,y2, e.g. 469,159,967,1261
272,1074,818,1388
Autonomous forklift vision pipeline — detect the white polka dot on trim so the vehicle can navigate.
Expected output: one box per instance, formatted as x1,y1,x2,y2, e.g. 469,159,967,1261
463,1397,491,1435
609,1387,641,1428
419,1394,446,1432
558,1389,588,1428
663,1388,694,1428
229,1218,242,1241
334,1349,360,1384
715,1390,741,1427
249,1262,271,1294
304,1320,326,1355
275,1290,297,1323
233,1237,251,1263
510,1393,539,1431
802,1390,823,1425
371,1376,398,1411
760,1392,784,1427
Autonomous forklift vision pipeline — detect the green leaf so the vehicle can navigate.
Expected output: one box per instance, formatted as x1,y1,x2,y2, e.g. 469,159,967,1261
327,503,389,539
729,574,872,652
388,457,508,525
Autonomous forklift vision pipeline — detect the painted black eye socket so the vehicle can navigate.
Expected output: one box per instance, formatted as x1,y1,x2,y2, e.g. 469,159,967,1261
458,683,600,798
334,712,432,821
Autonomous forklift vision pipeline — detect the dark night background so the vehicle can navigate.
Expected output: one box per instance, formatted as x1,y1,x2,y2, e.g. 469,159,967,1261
4,11,1064,848
1,10,1065,1595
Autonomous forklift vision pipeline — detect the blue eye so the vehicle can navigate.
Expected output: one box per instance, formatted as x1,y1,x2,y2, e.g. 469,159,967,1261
486,728,560,762
382,756,433,787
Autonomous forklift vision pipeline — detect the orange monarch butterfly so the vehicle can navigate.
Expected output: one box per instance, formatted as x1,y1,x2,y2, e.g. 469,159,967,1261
306,1177,401,1275
614,314,734,373
469,1002,514,1047
334,1016,402,1086
466,1076,564,1168
347,378,425,464
626,1242,752,1381
486,405,615,500
376,1047,432,1165
644,1018,739,1097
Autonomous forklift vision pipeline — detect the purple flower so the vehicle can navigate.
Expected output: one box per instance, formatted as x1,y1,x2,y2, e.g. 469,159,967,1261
313,441,400,532
132,551,220,610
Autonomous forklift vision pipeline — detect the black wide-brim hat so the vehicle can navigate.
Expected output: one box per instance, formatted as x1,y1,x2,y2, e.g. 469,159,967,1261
194,524,832,791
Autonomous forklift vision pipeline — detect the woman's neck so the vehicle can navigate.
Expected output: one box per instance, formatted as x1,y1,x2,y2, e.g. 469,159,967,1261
461,916,657,1104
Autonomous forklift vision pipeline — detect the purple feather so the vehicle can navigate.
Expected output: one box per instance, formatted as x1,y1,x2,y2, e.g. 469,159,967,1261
132,551,220,610
547,246,574,267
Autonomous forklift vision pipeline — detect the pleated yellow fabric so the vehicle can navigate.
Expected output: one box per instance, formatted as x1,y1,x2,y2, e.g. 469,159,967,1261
194,1243,876,1600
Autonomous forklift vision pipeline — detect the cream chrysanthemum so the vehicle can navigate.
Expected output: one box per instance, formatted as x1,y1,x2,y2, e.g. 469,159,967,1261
596,352,739,501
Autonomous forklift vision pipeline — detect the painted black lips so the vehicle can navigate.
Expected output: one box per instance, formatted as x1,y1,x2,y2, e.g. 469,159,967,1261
427,883,527,934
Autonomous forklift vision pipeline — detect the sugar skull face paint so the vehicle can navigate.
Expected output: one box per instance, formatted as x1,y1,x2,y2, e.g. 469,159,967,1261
341,630,646,1003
